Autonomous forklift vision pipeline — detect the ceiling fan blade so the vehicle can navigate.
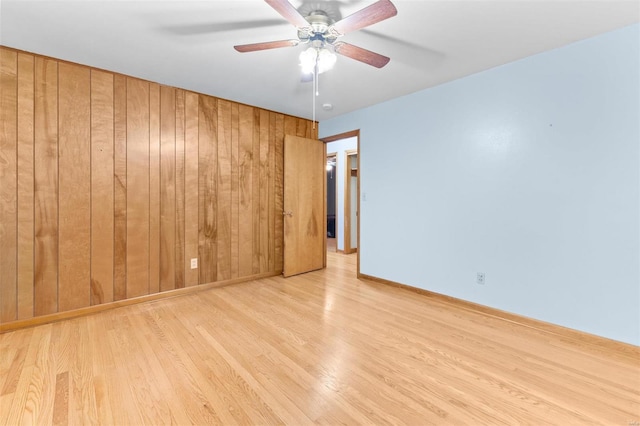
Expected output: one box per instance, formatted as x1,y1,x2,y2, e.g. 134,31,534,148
234,39,299,52
333,42,390,68
331,0,397,35
264,0,309,28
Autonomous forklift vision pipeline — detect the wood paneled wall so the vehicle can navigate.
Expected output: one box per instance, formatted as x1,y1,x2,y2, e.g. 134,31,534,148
0,46,317,324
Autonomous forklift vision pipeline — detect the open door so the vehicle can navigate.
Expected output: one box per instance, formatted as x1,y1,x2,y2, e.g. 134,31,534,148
283,135,326,277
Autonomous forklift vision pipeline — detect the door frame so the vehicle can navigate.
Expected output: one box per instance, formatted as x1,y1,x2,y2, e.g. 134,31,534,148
320,130,361,277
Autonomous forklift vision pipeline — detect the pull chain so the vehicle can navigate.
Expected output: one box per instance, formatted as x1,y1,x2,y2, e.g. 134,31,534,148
312,63,316,129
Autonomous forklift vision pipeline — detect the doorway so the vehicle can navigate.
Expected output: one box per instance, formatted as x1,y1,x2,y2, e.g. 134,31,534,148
321,130,360,276
326,152,337,253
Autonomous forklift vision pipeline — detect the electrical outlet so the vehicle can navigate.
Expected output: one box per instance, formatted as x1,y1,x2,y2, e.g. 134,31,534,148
476,272,485,285
190,258,198,269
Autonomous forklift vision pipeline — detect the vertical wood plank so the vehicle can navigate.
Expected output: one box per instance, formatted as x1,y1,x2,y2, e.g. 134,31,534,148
149,83,161,294
198,95,217,284
268,112,277,272
238,105,254,278
217,100,232,281
160,86,176,292
184,92,199,286
33,56,58,316
230,103,240,279
90,69,114,305
126,78,150,298
0,49,18,322
274,113,285,273
175,90,186,289
251,108,261,275
16,52,35,319
58,62,91,312
113,75,127,301
284,116,298,136
297,118,308,138
259,109,270,273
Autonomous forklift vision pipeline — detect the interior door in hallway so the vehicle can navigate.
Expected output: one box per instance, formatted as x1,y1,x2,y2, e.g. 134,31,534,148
283,135,326,277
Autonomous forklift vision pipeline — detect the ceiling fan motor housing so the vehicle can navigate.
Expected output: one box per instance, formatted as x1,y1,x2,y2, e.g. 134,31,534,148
298,10,338,46
308,10,331,34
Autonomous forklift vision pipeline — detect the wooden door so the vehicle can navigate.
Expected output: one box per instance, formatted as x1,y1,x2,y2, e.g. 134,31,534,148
283,134,326,277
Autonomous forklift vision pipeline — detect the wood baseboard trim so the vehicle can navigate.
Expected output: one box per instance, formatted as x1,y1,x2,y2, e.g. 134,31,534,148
0,271,281,333
358,273,639,357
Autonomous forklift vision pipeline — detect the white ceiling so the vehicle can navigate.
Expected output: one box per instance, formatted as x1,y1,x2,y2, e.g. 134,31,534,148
1,0,638,121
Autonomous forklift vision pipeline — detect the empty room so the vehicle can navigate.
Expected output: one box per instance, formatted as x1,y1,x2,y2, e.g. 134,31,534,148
1,0,639,424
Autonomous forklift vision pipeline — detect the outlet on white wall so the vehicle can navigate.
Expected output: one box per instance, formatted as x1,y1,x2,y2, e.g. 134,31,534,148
190,258,198,269
476,272,485,285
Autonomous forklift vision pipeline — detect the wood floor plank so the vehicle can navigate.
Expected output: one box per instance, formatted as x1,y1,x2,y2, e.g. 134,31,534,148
1,346,26,396
85,315,114,425
67,319,98,423
5,325,52,425
0,252,637,424
52,372,69,426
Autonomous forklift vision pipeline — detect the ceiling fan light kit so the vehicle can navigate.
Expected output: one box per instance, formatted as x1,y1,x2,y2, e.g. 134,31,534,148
299,46,337,75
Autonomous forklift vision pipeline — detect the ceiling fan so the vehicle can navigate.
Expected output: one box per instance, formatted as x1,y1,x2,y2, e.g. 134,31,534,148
234,0,398,69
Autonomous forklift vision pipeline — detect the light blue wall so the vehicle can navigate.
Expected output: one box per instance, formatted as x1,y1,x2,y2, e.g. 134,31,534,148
319,24,640,345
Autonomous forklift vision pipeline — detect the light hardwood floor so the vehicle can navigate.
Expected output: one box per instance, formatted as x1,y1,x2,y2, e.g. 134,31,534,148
1,252,638,425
